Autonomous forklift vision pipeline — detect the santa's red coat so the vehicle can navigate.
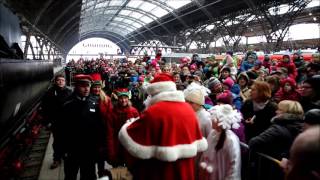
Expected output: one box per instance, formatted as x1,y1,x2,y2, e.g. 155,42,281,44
119,91,207,180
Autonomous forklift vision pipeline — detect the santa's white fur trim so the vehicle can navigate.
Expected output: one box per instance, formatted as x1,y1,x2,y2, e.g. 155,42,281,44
149,91,185,106
118,121,208,162
147,81,177,96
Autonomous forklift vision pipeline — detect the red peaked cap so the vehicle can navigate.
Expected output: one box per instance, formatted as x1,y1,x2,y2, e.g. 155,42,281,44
151,73,174,83
73,74,92,84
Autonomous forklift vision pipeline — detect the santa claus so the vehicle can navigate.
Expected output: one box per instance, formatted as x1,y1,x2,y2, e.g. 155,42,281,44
118,73,208,180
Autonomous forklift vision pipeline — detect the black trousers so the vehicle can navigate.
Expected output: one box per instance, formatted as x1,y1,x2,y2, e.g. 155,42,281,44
52,128,63,161
64,153,97,180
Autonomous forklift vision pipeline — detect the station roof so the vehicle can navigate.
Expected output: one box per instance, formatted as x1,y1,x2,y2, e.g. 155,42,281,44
3,0,318,53
79,0,192,37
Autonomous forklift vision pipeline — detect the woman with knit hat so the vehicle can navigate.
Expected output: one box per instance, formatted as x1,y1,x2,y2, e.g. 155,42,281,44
184,82,212,180
206,77,223,105
184,82,212,138
222,77,242,110
199,104,242,180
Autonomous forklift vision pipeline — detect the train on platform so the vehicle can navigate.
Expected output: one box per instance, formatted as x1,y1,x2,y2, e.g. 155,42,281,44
0,4,55,178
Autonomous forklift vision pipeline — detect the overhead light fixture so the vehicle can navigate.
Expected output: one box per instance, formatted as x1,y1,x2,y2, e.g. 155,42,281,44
313,17,317,21
309,12,312,16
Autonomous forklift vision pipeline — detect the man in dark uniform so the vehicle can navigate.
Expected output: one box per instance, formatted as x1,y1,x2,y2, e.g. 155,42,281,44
41,74,72,169
61,74,108,180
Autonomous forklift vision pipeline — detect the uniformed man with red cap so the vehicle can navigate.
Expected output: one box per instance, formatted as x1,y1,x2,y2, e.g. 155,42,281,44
60,74,108,180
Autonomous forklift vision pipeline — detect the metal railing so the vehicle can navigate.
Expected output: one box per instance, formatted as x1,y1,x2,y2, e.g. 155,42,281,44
240,142,284,180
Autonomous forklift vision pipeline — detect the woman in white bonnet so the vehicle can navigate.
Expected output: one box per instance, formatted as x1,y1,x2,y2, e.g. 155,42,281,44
199,104,242,180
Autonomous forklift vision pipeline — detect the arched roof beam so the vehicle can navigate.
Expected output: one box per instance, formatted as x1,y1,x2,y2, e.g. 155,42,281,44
81,14,156,35
81,13,157,36
119,0,223,45
81,6,171,34
143,0,189,28
107,22,149,41
81,20,148,41
33,0,55,26
105,14,157,36
80,24,141,43
82,6,158,22
104,0,130,28
47,0,80,34
57,22,80,45
82,20,138,32
53,11,81,40
191,0,215,21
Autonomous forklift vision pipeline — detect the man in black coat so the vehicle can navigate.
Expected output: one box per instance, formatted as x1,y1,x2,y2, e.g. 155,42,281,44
249,112,303,180
41,74,72,169
61,74,107,180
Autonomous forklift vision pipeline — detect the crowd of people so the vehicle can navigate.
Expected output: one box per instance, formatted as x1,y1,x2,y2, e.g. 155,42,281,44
40,49,320,180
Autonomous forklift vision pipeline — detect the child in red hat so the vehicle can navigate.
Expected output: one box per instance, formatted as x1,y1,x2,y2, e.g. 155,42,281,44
274,77,301,103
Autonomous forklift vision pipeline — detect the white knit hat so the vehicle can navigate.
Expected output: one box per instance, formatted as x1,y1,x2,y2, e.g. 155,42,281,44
184,82,206,105
208,104,242,130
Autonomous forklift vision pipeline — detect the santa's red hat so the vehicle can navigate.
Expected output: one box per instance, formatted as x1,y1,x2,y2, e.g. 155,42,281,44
147,73,176,96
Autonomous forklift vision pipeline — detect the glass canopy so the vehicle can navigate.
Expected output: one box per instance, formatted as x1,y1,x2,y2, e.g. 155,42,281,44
79,0,192,38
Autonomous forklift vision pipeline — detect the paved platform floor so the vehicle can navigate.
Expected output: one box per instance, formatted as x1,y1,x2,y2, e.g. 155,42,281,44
38,135,113,180
38,135,67,180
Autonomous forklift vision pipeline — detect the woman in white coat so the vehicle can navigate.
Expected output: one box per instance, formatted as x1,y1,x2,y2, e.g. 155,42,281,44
199,104,242,180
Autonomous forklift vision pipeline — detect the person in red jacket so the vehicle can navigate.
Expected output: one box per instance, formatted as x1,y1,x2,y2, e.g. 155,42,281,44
90,73,114,177
111,88,139,166
277,54,298,80
118,73,208,180
274,77,301,103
